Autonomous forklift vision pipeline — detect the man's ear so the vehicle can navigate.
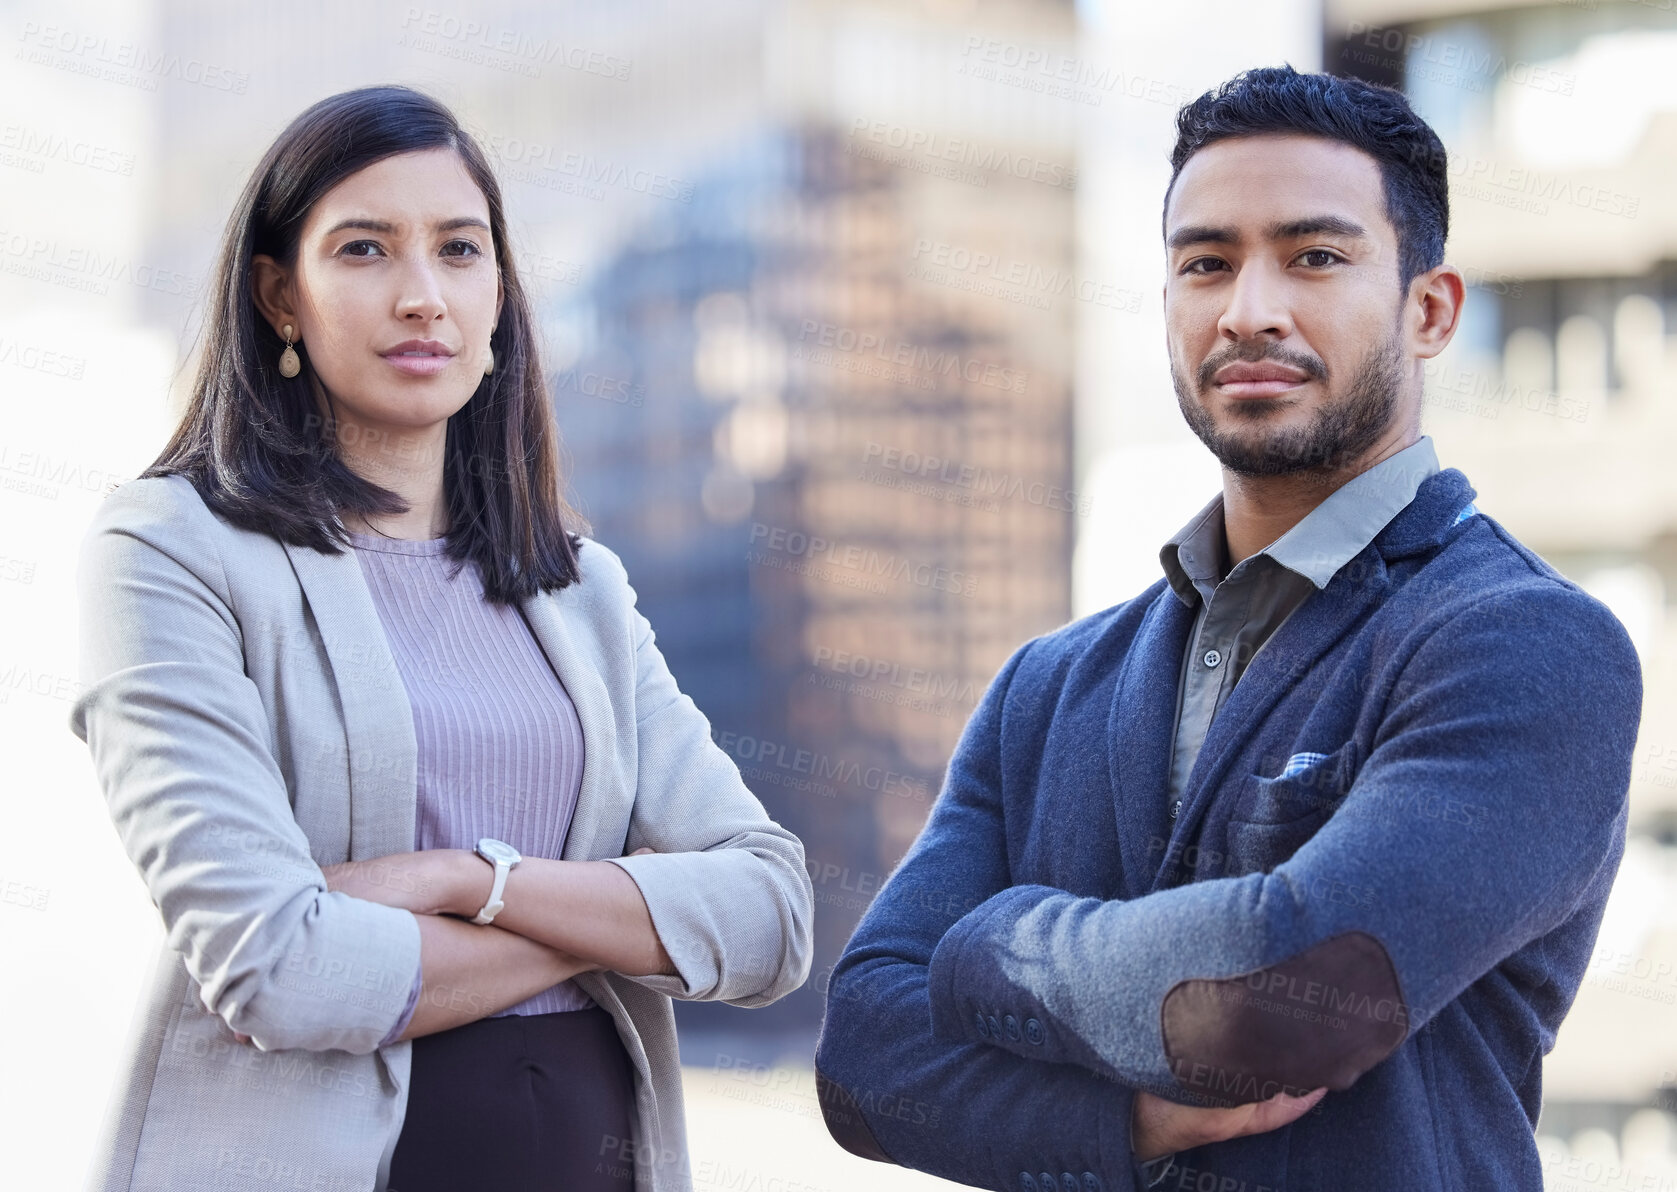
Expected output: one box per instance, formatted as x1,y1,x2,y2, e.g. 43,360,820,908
1409,264,1465,362
250,253,298,339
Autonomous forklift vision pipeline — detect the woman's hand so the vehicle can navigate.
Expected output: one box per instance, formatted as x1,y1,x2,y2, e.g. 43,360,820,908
321,850,480,917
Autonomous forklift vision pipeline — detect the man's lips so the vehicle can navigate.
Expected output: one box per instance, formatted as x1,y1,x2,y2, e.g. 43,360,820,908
1212,362,1311,399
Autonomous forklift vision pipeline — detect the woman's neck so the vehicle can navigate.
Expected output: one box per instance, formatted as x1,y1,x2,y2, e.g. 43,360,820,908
335,418,450,540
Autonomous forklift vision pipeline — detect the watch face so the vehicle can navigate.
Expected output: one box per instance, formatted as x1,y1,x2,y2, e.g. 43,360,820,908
477,838,521,865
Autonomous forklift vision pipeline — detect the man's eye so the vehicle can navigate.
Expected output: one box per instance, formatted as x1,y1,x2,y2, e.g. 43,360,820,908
1182,258,1226,275
1299,250,1340,268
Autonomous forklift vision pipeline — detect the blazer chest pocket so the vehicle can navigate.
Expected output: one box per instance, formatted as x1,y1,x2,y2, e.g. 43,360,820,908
1224,741,1361,876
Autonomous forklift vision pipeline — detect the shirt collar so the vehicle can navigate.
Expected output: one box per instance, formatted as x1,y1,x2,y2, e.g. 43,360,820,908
1158,436,1442,606
1159,492,1226,608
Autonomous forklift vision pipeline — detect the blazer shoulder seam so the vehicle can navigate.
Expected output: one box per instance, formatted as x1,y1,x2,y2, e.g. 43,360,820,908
90,474,242,631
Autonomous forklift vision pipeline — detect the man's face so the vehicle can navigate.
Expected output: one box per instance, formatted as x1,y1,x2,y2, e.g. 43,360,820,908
1163,133,1413,477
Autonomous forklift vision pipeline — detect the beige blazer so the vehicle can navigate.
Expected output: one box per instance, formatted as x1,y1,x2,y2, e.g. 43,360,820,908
68,473,814,1191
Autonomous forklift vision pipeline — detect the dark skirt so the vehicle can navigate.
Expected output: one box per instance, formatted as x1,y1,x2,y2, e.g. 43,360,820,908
388,1006,638,1192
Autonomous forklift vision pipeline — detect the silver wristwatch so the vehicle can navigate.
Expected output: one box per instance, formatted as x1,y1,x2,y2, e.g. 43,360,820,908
470,837,522,925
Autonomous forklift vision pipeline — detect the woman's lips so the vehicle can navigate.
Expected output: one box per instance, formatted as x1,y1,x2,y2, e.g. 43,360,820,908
381,351,453,377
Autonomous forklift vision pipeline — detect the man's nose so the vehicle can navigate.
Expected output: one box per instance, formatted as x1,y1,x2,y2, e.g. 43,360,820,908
1217,262,1293,342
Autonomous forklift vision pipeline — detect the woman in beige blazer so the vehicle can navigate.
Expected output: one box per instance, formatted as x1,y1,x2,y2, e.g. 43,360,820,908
68,84,813,1192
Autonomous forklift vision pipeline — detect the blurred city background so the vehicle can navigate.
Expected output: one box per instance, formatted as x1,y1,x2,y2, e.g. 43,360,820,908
3,0,1676,1187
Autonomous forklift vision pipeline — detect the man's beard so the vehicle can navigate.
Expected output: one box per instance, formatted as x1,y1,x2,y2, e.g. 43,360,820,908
1171,327,1405,477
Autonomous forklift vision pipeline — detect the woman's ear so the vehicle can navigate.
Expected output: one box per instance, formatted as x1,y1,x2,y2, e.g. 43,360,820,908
250,254,298,339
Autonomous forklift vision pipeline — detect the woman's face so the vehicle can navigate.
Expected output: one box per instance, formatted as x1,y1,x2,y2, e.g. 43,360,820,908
252,147,502,446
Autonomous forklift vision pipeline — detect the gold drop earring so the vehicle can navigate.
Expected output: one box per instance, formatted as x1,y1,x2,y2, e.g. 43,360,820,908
278,324,301,379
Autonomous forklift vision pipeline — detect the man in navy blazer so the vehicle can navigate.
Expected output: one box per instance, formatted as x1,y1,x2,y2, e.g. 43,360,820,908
815,65,1644,1192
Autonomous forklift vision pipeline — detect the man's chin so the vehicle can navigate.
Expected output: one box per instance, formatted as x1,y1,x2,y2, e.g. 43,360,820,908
1203,429,1342,477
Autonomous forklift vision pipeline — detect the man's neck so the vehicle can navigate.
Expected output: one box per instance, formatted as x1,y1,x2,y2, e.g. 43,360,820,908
1220,427,1419,568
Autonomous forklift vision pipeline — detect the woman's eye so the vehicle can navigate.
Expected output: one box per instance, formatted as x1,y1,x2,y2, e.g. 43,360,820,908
341,240,384,258
442,239,483,258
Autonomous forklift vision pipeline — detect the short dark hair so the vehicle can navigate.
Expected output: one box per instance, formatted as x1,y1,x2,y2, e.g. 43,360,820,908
1163,64,1450,289
143,84,587,603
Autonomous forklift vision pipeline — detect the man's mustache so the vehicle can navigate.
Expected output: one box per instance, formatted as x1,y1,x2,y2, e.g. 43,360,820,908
1197,342,1328,391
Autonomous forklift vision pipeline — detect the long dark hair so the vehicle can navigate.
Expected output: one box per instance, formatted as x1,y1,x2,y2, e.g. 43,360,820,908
144,84,586,603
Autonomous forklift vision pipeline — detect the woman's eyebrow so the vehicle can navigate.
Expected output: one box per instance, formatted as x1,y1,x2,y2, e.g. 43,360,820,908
321,216,490,235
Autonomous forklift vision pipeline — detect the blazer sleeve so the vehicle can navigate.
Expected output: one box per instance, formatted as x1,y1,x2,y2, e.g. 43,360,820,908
816,639,1158,1192
591,544,815,1008
67,480,422,1055
921,581,1643,1104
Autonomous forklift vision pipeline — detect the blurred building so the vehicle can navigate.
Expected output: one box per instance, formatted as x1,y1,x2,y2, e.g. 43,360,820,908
556,17,1081,1047
1324,0,1677,1182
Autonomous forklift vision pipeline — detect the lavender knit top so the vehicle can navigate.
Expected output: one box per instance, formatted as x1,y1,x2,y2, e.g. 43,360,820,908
344,529,595,1048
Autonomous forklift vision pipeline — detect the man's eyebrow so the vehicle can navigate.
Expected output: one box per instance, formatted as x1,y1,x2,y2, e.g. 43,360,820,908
1167,224,1239,251
321,216,491,236
1266,215,1368,241
1165,215,1369,252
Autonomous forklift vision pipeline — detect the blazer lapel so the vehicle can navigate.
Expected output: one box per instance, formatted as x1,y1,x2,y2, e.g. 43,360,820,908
281,532,624,866
280,537,417,863
1106,589,1197,895
519,585,629,1021
1172,551,1392,848
1150,467,1476,875
518,588,621,863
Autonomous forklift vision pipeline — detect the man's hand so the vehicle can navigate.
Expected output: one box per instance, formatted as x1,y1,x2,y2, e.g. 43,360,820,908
1131,1087,1326,1161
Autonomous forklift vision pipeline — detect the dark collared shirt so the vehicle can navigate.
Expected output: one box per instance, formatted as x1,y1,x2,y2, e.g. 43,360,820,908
1157,436,1442,820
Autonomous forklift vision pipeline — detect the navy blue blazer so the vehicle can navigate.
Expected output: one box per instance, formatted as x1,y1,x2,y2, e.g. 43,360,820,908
815,467,1643,1192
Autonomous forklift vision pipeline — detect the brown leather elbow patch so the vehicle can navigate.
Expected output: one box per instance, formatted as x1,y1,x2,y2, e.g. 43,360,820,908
1161,930,1408,1104
815,1069,894,1164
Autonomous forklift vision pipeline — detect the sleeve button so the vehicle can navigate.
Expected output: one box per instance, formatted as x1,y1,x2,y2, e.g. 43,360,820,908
1019,1175,1038,1192
1025,1017,1045,1045
1083,1174,1104,1192
975,1011,990,1038
1004,1014,1021,1041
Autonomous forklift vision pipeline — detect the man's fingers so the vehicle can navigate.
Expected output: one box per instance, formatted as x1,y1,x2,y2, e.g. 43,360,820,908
1135,1085,1328,1158
1241,1087,1327,1135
